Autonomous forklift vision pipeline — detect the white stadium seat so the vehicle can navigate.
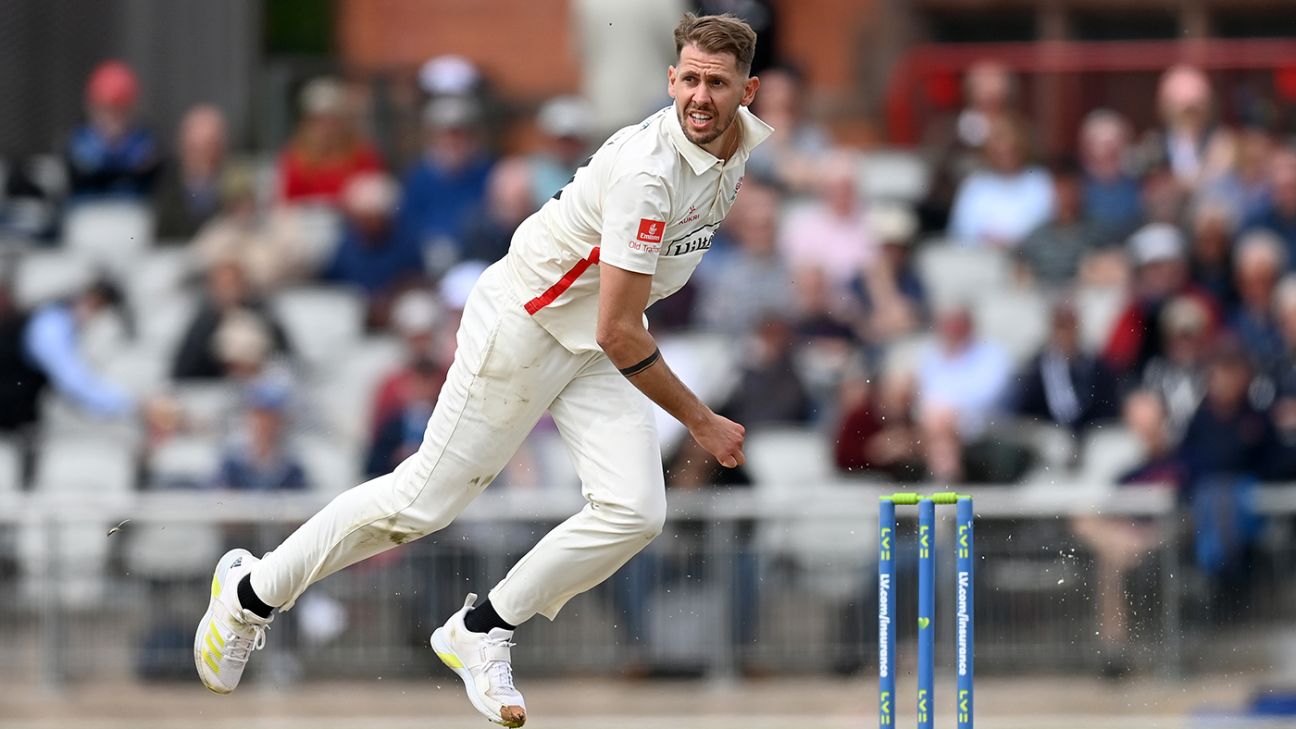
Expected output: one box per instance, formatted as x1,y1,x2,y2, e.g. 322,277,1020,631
857,149,931,204
13,250,94,307
272,286,365,367
63,201,154,268
915,243,1012,308
975,289,1050,364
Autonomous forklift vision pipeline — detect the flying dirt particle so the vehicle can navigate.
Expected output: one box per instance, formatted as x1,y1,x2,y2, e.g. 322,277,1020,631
107,519,131,537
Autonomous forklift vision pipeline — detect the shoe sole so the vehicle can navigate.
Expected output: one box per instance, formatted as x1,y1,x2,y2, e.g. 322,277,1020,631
194,548,253,695
431,628,526,728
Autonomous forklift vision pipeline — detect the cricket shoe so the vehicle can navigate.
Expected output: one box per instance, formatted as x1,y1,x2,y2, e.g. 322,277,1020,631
194,548,273,694
431,593,527,727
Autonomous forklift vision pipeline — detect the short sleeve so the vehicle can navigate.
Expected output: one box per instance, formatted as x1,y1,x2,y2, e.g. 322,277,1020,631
598,171,671,275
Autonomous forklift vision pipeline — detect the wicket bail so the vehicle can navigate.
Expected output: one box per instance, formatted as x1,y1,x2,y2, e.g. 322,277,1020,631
879,492,974,729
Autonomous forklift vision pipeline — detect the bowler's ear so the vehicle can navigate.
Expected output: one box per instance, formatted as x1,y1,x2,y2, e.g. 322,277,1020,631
741,75,760,107
668,65,678,99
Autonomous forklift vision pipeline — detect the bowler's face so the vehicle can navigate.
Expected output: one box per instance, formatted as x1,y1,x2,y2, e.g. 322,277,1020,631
668,44,758,155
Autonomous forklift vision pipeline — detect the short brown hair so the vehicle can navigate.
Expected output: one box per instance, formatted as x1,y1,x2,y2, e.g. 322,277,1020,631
673,12,757,76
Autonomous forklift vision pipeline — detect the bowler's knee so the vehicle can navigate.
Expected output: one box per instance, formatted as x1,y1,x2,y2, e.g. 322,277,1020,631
628,493,667,541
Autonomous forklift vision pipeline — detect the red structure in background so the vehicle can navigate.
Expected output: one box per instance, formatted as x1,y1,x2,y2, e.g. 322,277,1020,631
886,39,1296,153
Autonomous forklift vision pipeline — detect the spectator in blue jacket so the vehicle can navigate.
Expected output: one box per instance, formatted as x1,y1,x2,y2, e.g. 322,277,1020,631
65,61,160,200
212,379,309,492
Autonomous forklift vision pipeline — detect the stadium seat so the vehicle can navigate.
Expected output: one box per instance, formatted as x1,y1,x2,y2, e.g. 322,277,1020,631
653,332,739,457
13,250,94,307
746,427,876,600
857,149,931,204
33,434,136,494
312,335,405,445
272,286,365,367
1078,425,1142,490
291,204,344,271
915,243,1012,308
63,201,154,267
171,382,239,435
135,291,199,351
0,436,22,493
975,289,1050,363
296,433,361,495
148,434,221,489
101,343,170,397
127,248,196,310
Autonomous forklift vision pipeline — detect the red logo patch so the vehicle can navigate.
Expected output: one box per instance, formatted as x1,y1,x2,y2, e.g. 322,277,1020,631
637,218,665,244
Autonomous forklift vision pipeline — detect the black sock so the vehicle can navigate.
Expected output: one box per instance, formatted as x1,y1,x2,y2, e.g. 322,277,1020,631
463,598,516,634
237,573,275,619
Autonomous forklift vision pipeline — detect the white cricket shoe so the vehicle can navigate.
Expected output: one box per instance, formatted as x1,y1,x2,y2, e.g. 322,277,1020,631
431,593,527,727
194,548,273,694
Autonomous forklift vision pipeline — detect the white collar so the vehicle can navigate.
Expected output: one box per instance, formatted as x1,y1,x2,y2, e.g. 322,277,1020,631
666,105,774,175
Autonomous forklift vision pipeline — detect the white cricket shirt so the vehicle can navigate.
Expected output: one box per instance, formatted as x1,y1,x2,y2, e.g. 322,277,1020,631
503,105,774,353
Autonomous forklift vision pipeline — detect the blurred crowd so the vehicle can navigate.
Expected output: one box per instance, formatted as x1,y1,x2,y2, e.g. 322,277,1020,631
4,14,1296,677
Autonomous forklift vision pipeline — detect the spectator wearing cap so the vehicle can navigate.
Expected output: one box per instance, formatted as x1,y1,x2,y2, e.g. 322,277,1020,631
458,158,537,265
529,96,594,207
155,105,228,240
849,201,927,343
1141,295,1212,435
397,96,495,270
745,65,832,192
1228,231,1288,370
278,77,382,205
948,115,1055,248
172,258,292,381
698,182,795,339
1015,164,1106,289
779,152,878,291
323,172,426,328
192,164,310,290
370,289,450,433
1079,110,1143,243
211,380,309,492
1011,301,1119,434
65,60,160,199
1104,223,1220,379
1241,149,1296,262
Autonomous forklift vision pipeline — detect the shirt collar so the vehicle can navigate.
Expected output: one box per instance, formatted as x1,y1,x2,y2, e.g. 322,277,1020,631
666,105,775,176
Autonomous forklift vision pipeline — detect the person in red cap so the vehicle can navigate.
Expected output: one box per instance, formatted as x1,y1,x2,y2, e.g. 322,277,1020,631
64,60,160,199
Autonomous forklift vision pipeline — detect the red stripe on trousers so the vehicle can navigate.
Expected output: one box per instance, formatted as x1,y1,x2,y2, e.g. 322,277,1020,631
523,247,601,315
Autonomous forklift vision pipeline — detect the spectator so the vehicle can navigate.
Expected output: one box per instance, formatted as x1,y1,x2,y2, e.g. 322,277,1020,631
745,65,832,192
459,158,536,265
278,77,382,206
1016,165,1106,288
779,153,877,290
916,305,1015,482
1141,295,1212,436
956,61,1018,154
948,115,1055,248
172,259,292,381
155,105,227,240
1011,302,1120,433
398,96,494,271
1104,223,1218,378
1264,276,1296,460
192,164,310,290
1241,148,1296,262
1070,390,1181,678
65,60,160,200
322,172,426,327
1202,126,1274,222
1187,200,1240,308
721,315,814,427
0,280,173,433
528,96,594,206
212,380,309,491
850,201,927,343
366,357,443,478
698,182,794,339
834,367,923,481
371,289,449,433
1078,109,1142,242
1142,65,1234,191
1228,231,1287,370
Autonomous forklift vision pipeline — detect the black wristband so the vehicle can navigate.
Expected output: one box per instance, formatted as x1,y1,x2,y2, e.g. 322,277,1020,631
619,348,661,377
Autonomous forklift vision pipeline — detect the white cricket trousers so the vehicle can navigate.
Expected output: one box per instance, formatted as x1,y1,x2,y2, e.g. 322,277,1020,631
249,262,666,625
